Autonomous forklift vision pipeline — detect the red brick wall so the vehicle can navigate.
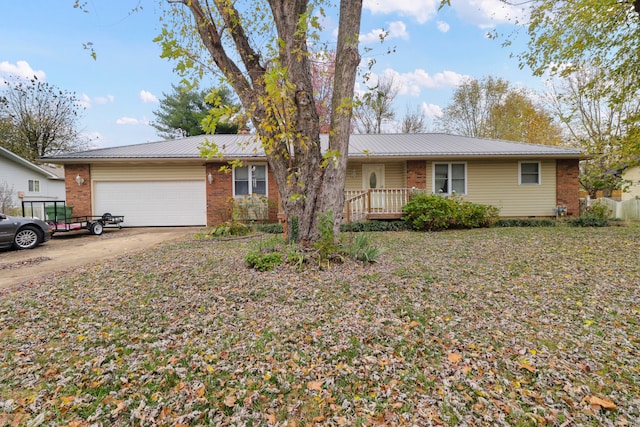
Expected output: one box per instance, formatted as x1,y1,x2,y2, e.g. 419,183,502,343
205,163,280,226
64,164,92,217
406,160,427,189
206,163,233,226
556,159,580,216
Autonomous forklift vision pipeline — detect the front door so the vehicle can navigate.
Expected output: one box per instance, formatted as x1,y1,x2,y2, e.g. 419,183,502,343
362,164,385,209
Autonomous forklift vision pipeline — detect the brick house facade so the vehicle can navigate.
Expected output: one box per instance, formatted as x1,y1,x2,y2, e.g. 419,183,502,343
406,160,427,189
64,164,92,217
64,159,582,227
205,162,280,225
47,133,585,227
556,159,580,216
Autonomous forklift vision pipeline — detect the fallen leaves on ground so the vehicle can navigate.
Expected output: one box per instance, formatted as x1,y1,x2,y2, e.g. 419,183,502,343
0,256,51,270
1,226,639,426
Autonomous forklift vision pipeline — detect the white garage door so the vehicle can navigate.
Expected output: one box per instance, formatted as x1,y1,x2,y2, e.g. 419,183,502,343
94,181,206,227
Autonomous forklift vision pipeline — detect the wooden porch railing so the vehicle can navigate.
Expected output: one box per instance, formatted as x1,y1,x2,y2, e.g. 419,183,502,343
344,188,419,223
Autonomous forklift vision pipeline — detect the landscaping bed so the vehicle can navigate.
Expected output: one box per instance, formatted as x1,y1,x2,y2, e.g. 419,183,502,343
1,227,639,426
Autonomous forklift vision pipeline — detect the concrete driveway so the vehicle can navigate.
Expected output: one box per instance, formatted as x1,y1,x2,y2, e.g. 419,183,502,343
0,227,200,290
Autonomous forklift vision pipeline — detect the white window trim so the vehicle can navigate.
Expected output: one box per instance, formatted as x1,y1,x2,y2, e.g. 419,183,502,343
519,161,541,185
432,162,467,195
232,163,268,197
28,179,41,193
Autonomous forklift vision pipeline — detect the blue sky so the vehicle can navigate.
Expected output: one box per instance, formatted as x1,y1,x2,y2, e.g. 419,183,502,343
1,0,537,148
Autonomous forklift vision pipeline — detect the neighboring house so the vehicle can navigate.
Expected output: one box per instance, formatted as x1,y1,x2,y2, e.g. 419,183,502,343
41,133,584,227
0,146,65,217
622,165,640,201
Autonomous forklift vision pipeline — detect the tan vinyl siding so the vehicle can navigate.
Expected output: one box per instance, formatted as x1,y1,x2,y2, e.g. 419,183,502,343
384,162,405,188
345,163,362,190
463,160,556,217
622,166,640,201
91,164,205,181
345,162,405,190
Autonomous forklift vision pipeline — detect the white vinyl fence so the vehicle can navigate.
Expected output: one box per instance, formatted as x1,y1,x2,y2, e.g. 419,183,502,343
584,198,640,221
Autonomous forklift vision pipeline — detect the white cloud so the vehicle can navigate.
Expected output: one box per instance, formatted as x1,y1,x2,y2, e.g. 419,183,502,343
139,90,158,103
80,131,104,149
116,117,142,125
437,21,450,33
363,0,527,29
363,0,439,24
78,94,92,109
0,60,46,84
360,28,387,44
94,95,115,105
78,93,115,109
360,20,409,44
421,102,443,119
388,21,409,40
451,0,528,28
378,68,470,97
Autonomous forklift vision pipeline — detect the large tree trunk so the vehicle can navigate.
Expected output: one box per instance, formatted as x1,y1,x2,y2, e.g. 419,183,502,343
317,0,362,237
179,0,362,243
267,0,362,243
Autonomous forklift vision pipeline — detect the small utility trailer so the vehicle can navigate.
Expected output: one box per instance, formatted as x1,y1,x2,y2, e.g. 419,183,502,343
22,200,124,236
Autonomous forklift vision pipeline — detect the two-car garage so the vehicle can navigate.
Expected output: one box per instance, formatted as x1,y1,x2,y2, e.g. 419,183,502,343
91,165,207,227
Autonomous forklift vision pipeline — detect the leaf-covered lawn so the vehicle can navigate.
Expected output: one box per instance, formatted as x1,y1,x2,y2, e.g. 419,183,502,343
1,227,639,426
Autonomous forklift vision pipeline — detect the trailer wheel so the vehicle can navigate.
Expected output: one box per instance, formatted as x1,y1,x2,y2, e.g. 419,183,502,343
90,221,104,236
102,213,113,222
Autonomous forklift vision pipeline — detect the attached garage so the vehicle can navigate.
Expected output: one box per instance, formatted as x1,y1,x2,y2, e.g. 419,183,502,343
91,164,207,227
43,134,584,227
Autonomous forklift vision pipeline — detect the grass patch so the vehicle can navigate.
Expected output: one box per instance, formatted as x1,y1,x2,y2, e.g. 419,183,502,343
0,226,638,425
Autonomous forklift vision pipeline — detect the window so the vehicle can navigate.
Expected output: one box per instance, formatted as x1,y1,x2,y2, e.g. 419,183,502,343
28,179,40,192
519,162,540,185
434,163,466,195
234,164,267,196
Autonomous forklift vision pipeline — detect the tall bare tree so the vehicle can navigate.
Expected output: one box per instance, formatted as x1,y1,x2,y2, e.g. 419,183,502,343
0,77,88,162
401,105,427,133
436,75,563,145
546,67,640,195
156,0,363,243
310,50,336,134
352,74,398,134
436,76,509,137
0,181,16,213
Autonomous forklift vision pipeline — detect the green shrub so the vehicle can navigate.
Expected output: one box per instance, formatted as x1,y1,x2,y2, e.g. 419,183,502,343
256,223,284,234
494,219,557,227
568,200,611,227
583,201,611,219
402,194,499,231
245,220,388,269
244,252,283,271
244,235,285,271
285,244,307,270
196,221,251,239
402,193,453,231
314,211,343,262
452,200,500,229
345,233,383,263
340,220,410,232
567,216,610,227
258,219,410,235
